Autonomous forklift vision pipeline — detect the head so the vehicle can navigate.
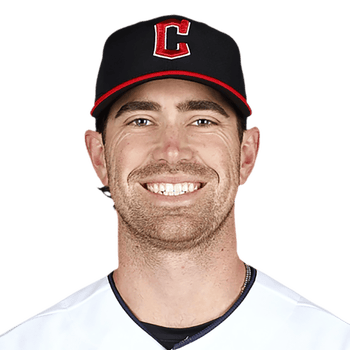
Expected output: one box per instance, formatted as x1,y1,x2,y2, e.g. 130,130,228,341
85,15,259,251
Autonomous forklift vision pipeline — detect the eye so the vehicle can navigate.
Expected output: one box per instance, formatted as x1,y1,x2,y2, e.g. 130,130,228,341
128,118,152,127
193,119,217,128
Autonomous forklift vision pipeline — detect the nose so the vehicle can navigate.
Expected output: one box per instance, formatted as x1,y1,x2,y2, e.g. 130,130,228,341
151,126,194,164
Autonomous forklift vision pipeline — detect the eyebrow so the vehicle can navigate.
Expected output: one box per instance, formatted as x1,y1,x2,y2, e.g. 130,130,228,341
176,100,230,118
114,99,230,119
115,101,161,118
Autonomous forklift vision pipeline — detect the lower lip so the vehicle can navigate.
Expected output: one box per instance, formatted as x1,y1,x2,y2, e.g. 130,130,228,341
139,184,206,204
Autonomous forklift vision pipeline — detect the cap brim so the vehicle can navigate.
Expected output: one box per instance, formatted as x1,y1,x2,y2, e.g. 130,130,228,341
91,70,252,118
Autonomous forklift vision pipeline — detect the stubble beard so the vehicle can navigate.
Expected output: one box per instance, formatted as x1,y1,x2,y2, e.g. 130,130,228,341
106,157,241,254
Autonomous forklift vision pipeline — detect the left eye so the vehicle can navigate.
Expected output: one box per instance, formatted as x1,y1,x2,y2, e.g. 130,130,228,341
194,119,216,127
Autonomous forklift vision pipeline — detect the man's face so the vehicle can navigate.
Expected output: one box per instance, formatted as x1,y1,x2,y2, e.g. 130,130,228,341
98,79,249,251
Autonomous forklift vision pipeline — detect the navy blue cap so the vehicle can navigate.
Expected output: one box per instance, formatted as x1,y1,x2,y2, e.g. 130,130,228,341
91,15,252,118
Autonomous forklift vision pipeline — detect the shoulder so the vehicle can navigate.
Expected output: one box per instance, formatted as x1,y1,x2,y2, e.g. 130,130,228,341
252,270,350,348
0,276,113,349
255,270,349,322
0,275,161,350
197,270,350,349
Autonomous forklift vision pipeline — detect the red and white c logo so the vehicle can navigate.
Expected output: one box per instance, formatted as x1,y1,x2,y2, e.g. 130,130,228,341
153,19,191,60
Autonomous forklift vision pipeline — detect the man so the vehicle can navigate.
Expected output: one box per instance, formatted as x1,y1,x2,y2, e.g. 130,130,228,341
1,14,349,349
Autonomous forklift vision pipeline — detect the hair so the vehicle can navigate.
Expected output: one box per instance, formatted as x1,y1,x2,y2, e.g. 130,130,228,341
95,108,110,146
223,97,247,144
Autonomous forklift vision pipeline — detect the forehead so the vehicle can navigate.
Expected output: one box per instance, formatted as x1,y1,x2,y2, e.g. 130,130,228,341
108,79,234,115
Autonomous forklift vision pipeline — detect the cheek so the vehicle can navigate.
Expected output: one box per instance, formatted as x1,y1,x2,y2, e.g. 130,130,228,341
106,132,147,181
202,131,239,165
202,132,241,187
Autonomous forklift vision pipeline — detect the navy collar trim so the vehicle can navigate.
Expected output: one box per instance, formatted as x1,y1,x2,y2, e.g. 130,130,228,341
107,272,160,344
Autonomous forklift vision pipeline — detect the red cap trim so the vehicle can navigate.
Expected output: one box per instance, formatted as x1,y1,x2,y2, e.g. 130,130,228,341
91,70,251,116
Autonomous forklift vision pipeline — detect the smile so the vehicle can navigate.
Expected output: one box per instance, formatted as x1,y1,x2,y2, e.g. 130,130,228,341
141,182,206,197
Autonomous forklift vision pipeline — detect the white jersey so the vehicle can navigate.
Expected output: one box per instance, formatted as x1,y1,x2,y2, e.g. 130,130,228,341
1,269,349,349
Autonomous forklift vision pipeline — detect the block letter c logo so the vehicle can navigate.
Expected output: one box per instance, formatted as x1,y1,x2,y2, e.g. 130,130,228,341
154,19,191,60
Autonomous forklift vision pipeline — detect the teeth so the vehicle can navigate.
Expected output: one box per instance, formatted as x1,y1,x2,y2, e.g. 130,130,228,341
154,183,159,193
165,184,173,195
174,183,182,194
146,182,200,196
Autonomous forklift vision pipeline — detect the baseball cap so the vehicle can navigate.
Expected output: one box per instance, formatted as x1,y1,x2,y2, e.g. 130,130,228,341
91,15,252,119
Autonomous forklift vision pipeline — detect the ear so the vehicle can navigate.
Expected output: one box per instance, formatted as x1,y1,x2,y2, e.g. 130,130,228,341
85,130,108,186
240,127,260,185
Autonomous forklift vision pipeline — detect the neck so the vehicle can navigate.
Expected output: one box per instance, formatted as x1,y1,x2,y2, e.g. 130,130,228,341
113,211,245,328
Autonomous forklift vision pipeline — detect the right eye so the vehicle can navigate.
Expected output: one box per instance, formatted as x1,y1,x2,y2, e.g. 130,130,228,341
128,118,152,127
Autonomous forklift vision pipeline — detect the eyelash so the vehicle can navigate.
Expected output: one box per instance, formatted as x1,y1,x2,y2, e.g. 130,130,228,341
128,118,217,128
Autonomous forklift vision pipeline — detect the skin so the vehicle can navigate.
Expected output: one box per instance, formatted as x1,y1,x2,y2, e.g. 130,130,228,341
85,79,260,328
